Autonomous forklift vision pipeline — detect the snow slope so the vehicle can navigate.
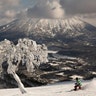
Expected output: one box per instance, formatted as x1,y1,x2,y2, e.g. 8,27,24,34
0,79,96,96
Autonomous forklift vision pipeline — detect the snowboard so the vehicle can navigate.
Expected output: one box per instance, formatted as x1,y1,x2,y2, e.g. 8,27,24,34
69,86,85,92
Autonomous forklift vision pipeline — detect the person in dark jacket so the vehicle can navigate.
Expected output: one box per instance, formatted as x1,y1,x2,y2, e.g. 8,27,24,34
74,77,82,91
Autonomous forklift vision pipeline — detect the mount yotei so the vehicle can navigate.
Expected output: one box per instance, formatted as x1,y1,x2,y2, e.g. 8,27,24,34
0,16,96,47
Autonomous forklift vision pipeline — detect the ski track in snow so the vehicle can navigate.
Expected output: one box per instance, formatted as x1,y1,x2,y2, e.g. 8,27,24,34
0,79,96,96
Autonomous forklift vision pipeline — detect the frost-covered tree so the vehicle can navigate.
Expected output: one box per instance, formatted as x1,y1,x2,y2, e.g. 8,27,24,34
0,38,48,94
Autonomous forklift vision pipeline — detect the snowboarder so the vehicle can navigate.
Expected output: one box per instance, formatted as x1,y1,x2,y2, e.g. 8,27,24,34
74,77,82,91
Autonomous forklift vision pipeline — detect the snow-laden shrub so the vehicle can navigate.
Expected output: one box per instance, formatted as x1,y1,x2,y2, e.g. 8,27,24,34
0,38,48,73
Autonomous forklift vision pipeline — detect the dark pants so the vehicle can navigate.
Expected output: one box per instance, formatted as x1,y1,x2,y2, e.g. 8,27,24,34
74,85,81,90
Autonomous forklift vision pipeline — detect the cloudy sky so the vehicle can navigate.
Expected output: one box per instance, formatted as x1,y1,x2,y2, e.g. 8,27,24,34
0,0,96,25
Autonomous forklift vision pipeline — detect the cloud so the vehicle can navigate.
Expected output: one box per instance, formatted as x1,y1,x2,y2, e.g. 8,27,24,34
0,0,96,25
0,0,20,25
26,0,65,19
18,0,96,19
1,0,20,6
22,0,96,19
60,0,96,15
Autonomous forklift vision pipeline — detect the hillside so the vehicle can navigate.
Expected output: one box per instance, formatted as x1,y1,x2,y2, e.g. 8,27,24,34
0,78,96,96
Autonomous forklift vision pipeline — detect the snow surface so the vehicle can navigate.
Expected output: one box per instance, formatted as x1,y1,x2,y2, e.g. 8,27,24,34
0,78,96,96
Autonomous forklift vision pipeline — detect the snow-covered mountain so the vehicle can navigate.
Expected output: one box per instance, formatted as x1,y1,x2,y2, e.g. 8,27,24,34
0,16,96,46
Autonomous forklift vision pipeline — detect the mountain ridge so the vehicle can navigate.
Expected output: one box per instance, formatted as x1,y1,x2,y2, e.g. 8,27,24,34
0,16,96,46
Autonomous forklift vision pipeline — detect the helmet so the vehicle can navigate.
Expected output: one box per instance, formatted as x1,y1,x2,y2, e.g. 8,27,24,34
76,77,78,80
